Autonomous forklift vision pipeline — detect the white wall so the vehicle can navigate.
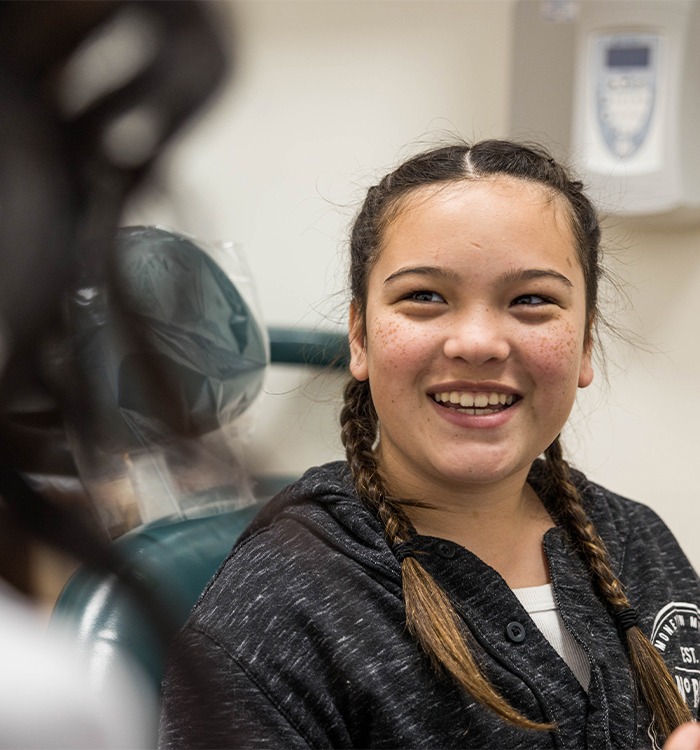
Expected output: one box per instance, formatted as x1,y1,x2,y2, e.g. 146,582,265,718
128,0,699,571
568,222,700,572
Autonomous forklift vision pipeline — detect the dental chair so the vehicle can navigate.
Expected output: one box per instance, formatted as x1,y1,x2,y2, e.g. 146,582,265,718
50,228,349,699
51,326,348,692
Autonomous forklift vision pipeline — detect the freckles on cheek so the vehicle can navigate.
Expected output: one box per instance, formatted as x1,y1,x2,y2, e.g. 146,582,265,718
369,320,423,370
532,323,584,380
369,321,400,371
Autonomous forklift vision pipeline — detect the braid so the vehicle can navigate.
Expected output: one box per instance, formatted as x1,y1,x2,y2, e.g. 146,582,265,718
340,376,552,731
544,439,628,607
544,438,692,739
340,377,412,538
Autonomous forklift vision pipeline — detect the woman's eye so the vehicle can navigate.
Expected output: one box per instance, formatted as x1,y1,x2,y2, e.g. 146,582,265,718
404,290,445,303
512,293,554,307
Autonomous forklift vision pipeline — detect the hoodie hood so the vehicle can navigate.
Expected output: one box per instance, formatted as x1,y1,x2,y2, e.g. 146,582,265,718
235,458,588,588
237,461,401,587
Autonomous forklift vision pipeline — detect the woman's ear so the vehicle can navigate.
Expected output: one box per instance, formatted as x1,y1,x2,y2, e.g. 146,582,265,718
348,302,369,381
578,322,595,389
578,347,594,389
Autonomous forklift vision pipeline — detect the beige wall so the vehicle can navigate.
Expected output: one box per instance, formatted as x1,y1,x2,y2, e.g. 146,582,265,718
128,0,699,571
569,221,700,572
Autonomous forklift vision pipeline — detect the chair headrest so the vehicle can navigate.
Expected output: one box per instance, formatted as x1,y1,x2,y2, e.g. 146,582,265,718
70,225,269,453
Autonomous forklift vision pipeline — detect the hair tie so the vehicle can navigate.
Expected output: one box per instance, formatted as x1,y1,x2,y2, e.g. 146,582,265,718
393,541,417,564
615,607,639,631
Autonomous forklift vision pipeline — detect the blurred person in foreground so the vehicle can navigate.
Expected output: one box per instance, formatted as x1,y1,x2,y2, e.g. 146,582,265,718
0,1,227,746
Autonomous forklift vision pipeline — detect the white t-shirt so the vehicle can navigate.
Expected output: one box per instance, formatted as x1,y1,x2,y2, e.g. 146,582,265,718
512,583,591,692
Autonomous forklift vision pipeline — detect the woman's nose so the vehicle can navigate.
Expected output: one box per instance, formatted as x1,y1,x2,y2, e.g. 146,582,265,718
442,307,510,366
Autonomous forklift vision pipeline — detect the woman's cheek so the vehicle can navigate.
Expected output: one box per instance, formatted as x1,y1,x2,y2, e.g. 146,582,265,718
369,318,431,369
526,322,585,381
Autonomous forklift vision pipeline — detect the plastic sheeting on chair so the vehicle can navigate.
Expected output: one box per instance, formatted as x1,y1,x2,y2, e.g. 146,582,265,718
51,225,350,712
66,226,269,536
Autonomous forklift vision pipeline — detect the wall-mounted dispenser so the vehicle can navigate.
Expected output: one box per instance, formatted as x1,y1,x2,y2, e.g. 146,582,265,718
510,0,700,222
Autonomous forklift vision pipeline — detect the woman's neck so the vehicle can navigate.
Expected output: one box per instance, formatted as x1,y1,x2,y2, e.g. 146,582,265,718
388,470,555,588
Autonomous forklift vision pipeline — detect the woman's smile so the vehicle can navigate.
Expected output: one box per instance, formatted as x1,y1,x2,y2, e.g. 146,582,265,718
431,391,518,411
427,382,523,431
430,389,520,421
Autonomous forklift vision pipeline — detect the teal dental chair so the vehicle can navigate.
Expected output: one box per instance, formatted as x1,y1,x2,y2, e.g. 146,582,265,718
49,228,349,703
51,325,349,693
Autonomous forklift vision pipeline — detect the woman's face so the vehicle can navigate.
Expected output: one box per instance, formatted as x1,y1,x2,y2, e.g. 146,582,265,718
349,176,594,501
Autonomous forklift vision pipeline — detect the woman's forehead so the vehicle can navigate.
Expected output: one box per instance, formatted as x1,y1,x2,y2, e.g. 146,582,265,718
387,176,564,219
377,176,577,261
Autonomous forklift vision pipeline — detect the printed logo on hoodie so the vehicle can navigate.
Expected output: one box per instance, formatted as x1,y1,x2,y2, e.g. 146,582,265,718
651,601,700,710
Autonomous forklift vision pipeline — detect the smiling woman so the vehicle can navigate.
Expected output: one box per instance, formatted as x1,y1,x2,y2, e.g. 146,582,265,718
349,177,593,500
159,141,700,750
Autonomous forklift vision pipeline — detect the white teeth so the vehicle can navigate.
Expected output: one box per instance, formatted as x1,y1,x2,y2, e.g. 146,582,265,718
433,390,517,409
459,393,474,407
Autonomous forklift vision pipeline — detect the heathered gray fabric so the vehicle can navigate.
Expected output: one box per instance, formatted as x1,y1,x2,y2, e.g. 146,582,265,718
159,460,700,749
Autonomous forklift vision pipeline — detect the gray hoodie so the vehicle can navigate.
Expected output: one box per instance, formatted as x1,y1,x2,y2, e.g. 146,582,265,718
159,460,700,749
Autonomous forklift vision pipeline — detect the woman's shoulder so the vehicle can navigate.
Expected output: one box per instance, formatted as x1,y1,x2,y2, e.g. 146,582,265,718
530,458,669,537
184,460,402,636
237,460,360,540
563,464,698,586
235,460,387,557
568,465,673,539
531,459,695,576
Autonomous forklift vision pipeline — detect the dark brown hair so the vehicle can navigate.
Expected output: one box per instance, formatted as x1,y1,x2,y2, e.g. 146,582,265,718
340,140,691,737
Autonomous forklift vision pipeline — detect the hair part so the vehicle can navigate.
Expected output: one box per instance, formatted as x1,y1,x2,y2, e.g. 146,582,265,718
341,139,691,738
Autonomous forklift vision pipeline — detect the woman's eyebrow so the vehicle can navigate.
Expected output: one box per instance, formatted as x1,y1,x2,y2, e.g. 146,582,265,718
383,266,460,286
500,267,574,287
383,266,573,287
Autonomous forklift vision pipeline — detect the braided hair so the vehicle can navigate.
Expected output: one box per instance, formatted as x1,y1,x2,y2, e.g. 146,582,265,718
340,140,692,737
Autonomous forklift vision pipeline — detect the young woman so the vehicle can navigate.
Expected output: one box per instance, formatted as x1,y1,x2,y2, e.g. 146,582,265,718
159,141,700,749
